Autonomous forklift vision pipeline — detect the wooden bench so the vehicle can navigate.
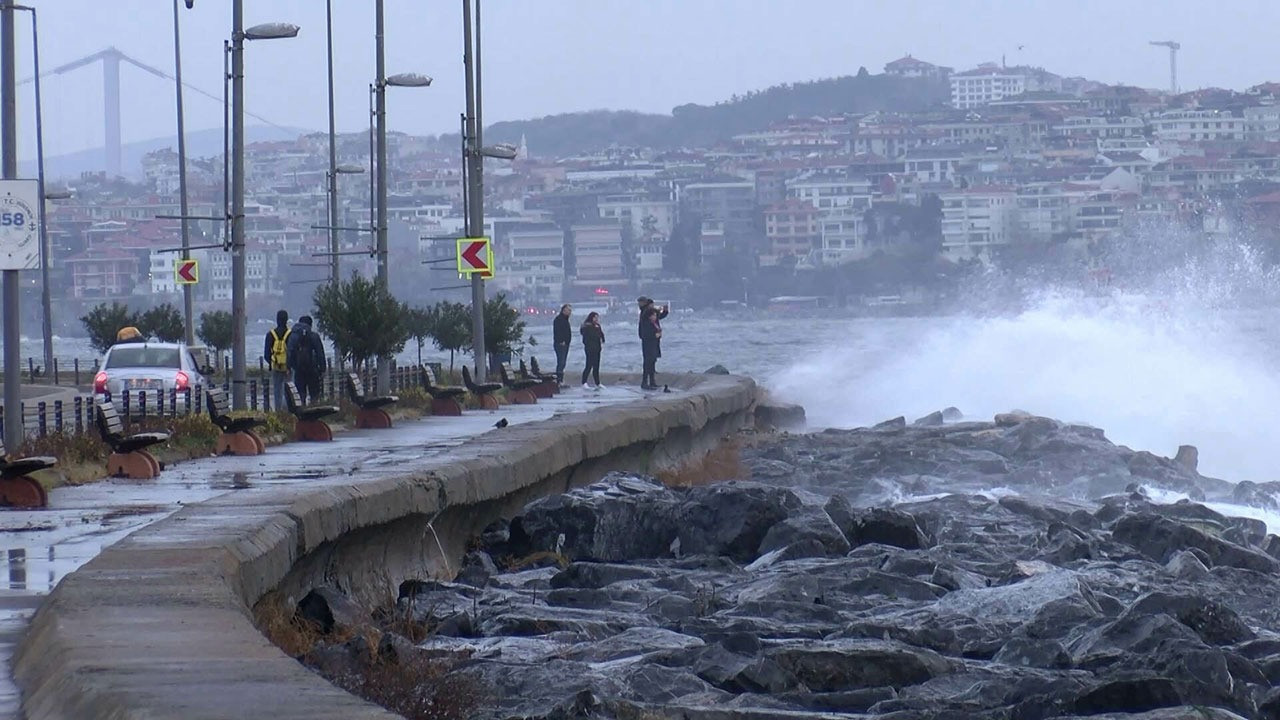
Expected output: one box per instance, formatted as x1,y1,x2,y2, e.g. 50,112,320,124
206,386,266,455
419,364,467,416
0,439,56,508
285,381,339,442
520,357,558,398
499,363,540,405
462,365,502,410
96,399,169,479
344,372,398,428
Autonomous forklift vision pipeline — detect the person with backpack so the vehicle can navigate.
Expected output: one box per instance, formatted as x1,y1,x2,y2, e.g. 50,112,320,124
286,315,328,405
263,310,290,411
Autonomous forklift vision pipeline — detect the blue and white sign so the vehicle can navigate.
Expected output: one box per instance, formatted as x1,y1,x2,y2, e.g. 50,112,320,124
0,180,39,271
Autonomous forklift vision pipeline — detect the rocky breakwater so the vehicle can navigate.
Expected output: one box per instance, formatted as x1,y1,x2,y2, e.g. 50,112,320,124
311,413,1280,720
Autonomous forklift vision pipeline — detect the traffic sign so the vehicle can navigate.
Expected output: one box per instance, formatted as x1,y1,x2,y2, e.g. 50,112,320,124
456,236,494,278
0,179,40,271
175,258,199,285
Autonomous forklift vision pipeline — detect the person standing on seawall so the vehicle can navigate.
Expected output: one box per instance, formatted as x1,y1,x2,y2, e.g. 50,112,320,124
553,304,572,386
637,297,667,390
263,309,290,411
580,311,605,390
287,315,327,404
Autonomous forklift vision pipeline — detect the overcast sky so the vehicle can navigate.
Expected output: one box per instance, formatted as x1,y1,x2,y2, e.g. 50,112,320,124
7,0,1280,158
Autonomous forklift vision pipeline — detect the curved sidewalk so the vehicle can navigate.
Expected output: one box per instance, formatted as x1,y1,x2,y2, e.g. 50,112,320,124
0,383,652,719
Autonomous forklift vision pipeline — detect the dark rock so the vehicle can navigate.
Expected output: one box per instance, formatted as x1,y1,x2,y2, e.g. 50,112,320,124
755,401,806,431
1164,550,1210,580
455,550,499,588
676,483,800,562
1173,445,1198,472
757,510,850,557
913,411,945,426
850,508,932,550
512,474,681,562
994,637,1072,669
550,562,659,590
769,639,952,691
941,407,964,421
704,364,730,375
296,586,369,635
873,416,907,431
1233,480,1279,510
683,643,796,694
1125,592,1255,645
1112,512,1279,573
1072,677,1182,714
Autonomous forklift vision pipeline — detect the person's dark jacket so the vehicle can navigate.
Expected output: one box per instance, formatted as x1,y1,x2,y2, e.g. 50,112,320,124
640,312,662,358
637,304,668,339
286,322,328,377
553,313,572,347
580,320,605,351
264,323,289,367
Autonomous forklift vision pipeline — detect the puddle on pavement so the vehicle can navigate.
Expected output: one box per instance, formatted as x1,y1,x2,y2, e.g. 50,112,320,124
209,472,254,490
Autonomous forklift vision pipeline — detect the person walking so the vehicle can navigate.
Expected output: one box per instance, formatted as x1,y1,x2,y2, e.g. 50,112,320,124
286,315,327,404
580,311,604,390
552,304,572,385
263,309,290,411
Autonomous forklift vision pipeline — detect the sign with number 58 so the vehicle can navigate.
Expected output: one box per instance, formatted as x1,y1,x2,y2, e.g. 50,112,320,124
0,180,40,271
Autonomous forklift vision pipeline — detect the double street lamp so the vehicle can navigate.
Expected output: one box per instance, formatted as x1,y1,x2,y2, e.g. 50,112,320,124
229,3,299,409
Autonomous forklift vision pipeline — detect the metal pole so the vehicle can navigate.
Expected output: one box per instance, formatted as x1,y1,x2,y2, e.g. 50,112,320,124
173,0,194,345
326,0,339,284
1,0,21,449
373,0,390,392
28,7,51,378
230,0,247,409
463,0,487,379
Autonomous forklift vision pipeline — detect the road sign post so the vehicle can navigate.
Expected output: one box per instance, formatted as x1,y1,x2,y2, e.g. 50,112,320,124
174,257,199,284
456,236,494,278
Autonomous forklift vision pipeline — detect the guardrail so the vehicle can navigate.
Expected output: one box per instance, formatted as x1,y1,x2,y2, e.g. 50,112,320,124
0,363,439,440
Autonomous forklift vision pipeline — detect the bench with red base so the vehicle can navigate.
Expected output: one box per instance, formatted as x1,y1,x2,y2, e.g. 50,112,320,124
521,358,558,398
0,440,56,508
499,363,541,405
96,399,169,479
284,382,339,441
345,372,398,429
206,387,266,455
420,365,468,416
462,365,503,410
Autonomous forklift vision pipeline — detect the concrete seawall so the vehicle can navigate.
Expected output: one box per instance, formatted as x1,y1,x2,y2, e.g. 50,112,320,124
12,374,757,719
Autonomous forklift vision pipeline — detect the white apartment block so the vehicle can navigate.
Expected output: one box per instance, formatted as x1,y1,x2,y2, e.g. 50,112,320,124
950,65,1063,109
1149,110,1246,143
598,192,675,238
492,228,565,302
786,171,874,212
940,187,1016,259
570,224,626,285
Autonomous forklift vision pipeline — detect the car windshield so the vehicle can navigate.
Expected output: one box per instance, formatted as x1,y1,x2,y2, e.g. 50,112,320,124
105,346,182,370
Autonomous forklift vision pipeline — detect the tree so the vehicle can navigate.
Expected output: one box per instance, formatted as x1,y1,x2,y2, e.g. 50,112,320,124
138,303,185,343
80,302,136,354
312,273,411,371
429,301,470,372
404,306,436,367
197,310,233,356
475,293,526,369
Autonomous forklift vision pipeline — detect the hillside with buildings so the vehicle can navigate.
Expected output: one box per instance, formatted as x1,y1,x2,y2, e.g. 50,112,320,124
35,54,1280,333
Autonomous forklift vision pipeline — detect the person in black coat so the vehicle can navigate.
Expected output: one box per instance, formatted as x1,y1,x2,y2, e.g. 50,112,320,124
552,304,572,385
637,297,667,390
580,311,605,389
286,316,328,404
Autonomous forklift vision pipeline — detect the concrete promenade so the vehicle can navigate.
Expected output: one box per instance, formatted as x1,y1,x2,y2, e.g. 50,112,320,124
2,373,757,719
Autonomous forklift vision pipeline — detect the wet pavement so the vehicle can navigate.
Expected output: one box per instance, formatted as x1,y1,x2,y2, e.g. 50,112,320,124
0,383,651,719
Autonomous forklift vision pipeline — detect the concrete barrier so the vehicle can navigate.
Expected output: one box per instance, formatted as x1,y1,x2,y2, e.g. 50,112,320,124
13,373,757,719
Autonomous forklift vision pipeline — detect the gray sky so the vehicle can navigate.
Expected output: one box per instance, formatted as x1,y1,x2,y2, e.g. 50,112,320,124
8,0,1280,157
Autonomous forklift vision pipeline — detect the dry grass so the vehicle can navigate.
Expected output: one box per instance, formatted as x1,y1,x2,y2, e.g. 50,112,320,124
656,439,747,488
254,590,329,658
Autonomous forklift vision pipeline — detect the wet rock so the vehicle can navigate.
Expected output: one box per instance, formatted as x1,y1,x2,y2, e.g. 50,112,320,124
769,639,953,691
1165,550,1210,580
676,483,800,562
550,562,660,590
994,637,1073,669
1072,676,1183,714
757,509,850,557
455,550,499,588
1125,592,1255,645
1112,512,1279,573
913,411,945,426
1174,445,1198,472
512,474,681,562
850,507,932,550
296,586,369,635
704,364,730,375
755,401,805,431
873,416,907,431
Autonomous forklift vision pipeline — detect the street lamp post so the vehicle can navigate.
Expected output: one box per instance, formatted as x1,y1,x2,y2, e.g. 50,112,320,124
1,0,16,448
325,0,339,285
372,0,430,393
229,3,298,409
172,0,195,345
325,164,363,282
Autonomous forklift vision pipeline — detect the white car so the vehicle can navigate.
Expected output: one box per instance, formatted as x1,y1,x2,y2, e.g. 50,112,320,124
94,342,211,412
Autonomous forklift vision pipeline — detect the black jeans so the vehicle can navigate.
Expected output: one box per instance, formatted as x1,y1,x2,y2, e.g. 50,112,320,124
581,346,601,385
641,343,659,387
554,342,570,383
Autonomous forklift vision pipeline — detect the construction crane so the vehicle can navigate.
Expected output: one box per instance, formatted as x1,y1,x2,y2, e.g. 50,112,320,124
1150,40,1181,95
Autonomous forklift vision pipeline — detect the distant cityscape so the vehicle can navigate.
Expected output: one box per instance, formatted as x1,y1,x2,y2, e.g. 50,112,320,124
37,53,1280,326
